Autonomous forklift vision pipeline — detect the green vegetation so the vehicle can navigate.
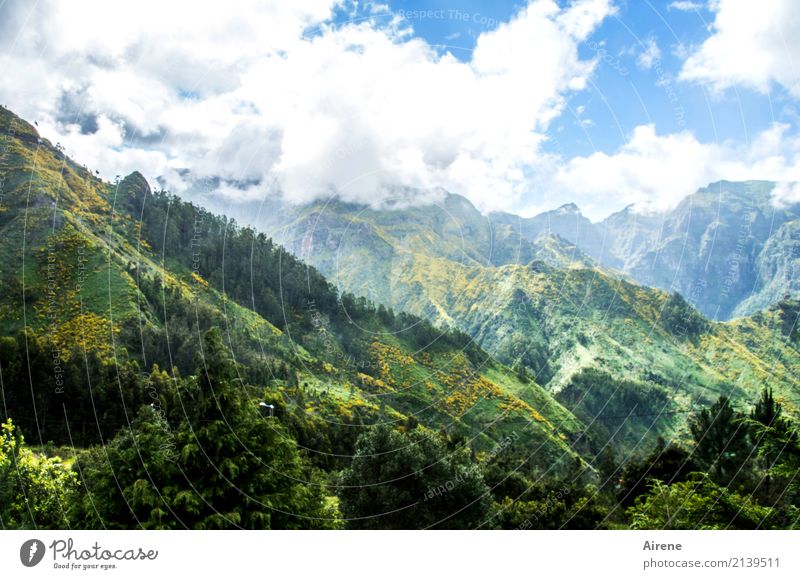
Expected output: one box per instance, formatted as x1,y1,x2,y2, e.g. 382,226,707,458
70,329,334,529
1,419,76,528
268,191,800,453
338,423,490,529
689,396,751,487
661,292,709,339
1,105,800,529
627,474,772,530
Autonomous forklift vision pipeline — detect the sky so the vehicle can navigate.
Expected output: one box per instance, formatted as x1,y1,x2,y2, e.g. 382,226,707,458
1,0,799,220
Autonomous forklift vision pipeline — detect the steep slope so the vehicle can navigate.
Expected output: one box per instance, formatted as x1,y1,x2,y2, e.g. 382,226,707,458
491,202,620,268
266,194,601,309
594,204,663,270
264,193,800,454
488,181,800,321
732,218,800,317
599,180,800,320
0,105,585,470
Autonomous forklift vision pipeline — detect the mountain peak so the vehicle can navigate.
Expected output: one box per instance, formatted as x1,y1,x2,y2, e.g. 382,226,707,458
119,171,150,193
443,192,481,218
115,171,152,205
121,170,149,188
555,202,581,215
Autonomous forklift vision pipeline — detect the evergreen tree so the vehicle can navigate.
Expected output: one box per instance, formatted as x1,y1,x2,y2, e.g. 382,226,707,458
338,423,490,529
748,388,800,511
751,387,786,431
71,329,333,529
689,396,752,487
617,437,699,507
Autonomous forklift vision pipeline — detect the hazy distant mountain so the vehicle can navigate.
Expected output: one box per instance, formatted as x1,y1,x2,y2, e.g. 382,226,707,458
487,181,800,321
596,180,800,320
261,190,800,453
490,202,620,268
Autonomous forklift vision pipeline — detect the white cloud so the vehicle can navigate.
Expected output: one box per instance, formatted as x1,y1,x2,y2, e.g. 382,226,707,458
4,0,795,223
0,0,341,186
0,0,616,213
636,37,661,70
544,122,800,219
668,1,703,11
771,182,800,207
679,0,800,97
58,115,171,183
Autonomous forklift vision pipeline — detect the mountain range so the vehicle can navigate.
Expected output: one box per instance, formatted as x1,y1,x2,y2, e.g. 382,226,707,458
2,103,800,529
0,105,585,471
0,102,800,464
226,177,800,325
491,180,800,321
252,186,800,452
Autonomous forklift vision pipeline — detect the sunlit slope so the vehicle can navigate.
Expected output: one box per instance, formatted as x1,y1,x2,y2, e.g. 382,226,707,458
0,105,586,469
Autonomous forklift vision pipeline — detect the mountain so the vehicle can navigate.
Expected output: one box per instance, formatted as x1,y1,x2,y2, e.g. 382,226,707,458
493,181,800,321
490,202,618,268
0,105,584,472
3,104,800,530
264,193,602,306
263,190,800,455
597,180,800,320
485,182,800,321
736,219,800,315
595,204,663,271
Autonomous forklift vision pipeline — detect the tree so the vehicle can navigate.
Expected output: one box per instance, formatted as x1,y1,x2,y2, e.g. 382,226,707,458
0,419,77,529
751,387,786,432
776,296,800,340
661,292,708,339
628,474,772,529
747,390,800,514
617,437,699,507
750,387,787,491
514,362,529,383
71,329,334,529
338,423,491,529
494,483,611,530
689,396,752,487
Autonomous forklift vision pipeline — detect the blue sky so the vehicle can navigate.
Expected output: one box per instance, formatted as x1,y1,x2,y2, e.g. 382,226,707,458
2,0,799,219
363,0,797,157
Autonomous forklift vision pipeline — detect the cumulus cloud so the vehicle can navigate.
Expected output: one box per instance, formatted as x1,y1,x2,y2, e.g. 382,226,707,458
636,37,661,70
545,122,800,219
0,0,616,212
0,0,340,183
679,0,800,97
3,0,798,222
771,182,800,207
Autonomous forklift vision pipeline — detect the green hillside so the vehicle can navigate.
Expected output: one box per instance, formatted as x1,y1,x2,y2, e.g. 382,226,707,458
3,104,800,530
267,193,800,455
0,104,583,477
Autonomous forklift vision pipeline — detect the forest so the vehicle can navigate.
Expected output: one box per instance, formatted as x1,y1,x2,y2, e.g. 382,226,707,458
3,323,799,528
